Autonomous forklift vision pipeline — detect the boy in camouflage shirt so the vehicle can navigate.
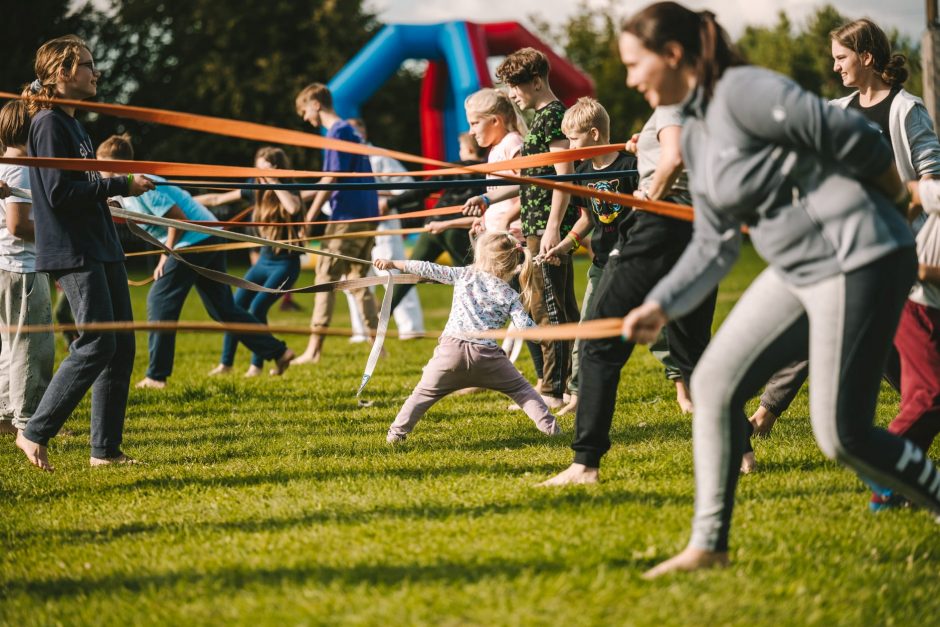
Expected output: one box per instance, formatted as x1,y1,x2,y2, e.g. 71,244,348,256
465,48,581,405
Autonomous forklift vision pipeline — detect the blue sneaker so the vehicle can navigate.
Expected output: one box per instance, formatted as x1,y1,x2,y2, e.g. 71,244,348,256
869,490,908,512
857,474,908,512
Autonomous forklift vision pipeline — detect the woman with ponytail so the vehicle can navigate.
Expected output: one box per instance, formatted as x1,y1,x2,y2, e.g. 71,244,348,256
16,35,154,471
612,2,940,576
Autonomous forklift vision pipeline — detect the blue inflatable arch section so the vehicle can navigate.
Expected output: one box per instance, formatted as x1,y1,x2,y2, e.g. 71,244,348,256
328,23,483,162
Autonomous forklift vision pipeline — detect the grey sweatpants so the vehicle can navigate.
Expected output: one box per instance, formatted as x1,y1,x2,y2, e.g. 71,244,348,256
389,336,558,438
687,251,940,552
0,270,54,431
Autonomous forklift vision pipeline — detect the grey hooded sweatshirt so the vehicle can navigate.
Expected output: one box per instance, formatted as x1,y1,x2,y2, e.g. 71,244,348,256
647,66,914,318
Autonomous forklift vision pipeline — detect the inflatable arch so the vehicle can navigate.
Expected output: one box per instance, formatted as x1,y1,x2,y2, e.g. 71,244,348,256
328,21,595,163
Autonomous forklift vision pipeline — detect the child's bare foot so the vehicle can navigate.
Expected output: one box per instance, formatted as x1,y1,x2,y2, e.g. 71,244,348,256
540,395,565,410
0,422,17,435
675,380,694,414
642,546,729,579
740,451,756,474
208,364,232,376
90,453,138,467
556,395,578,416
537,463,598,486
135,377,166,389
16,432,53,472
244,365,263,377
749,406,778,437
270,349,295,375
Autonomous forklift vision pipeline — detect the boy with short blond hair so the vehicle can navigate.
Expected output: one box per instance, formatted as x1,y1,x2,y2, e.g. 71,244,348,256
547,97,637,414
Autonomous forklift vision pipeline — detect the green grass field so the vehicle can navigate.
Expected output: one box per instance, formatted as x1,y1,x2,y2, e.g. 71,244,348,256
1,244,938,626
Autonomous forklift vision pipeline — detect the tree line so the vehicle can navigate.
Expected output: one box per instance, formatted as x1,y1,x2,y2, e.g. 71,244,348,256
3,1,924,168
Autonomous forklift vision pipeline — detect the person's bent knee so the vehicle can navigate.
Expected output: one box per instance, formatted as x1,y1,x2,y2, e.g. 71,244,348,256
690,367,724,412
74,331,118,367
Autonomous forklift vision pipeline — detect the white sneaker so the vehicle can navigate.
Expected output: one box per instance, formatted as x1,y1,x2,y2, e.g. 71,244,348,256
386,432,407,444
349,335,369,344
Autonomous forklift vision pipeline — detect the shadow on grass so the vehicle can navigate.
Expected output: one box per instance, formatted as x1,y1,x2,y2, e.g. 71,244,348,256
9,486,680,553
5,554,645,600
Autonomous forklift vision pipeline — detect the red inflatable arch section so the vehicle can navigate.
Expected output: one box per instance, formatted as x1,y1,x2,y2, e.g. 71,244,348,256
420,21,595,165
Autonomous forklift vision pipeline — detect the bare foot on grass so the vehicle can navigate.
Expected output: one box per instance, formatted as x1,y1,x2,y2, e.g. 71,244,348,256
540,395,565,410
537,463,599,487
675,380,694,414
740,451,756,474
642,546,729,579
749,406,778,437
556,395,578,416
244,365,263,378
270,349,295,375
291,350,320,365
135,377,166,389
16,432,53,472
207,364,232,376
90,453,138,467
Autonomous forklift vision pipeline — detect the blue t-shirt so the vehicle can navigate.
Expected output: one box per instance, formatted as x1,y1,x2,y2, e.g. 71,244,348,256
324,120,378,221
121,176,218,248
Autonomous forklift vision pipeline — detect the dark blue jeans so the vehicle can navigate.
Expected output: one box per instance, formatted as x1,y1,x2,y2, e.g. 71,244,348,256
23,260,135,458
221,250,300,368
146,240,288,380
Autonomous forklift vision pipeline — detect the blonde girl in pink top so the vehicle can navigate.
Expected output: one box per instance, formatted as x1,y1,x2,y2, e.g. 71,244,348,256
463,88,528,237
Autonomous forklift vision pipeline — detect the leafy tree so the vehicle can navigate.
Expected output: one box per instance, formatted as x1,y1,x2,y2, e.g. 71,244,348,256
8,0,422,169
0,0,99,96
738,4,923,100
81,0,419,167
529,1,650,142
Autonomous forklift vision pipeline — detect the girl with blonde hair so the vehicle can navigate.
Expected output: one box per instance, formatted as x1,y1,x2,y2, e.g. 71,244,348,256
375,231,561,443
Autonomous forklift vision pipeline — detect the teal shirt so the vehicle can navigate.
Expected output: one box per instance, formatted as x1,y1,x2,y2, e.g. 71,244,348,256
121,176,218,248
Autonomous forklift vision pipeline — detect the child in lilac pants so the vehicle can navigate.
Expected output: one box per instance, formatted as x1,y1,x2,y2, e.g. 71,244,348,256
376,231,561,442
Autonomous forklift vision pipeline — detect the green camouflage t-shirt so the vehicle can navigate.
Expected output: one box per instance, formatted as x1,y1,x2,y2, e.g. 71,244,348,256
520,100,580,237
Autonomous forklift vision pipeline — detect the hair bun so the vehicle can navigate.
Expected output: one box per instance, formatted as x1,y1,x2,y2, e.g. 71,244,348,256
29,79,42,94
882,53,909,87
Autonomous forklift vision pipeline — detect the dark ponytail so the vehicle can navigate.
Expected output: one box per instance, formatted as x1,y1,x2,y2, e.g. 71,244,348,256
831,18,908,87
622,2,743,101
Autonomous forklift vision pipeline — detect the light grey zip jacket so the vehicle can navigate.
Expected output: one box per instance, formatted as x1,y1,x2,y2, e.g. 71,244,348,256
831,88,940,182
647,66,914,318
832,88,940,308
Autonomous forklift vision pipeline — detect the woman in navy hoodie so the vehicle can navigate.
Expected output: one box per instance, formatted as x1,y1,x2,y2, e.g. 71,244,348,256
16,35,153,471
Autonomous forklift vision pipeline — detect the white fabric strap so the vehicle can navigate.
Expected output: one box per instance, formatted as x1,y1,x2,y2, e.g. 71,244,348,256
357,270,394,396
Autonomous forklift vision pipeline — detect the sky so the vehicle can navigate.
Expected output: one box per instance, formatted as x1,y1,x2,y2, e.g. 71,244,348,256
368,0,929,41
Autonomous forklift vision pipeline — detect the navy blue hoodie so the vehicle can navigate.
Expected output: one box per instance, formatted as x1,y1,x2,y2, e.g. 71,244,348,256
27,107,128,272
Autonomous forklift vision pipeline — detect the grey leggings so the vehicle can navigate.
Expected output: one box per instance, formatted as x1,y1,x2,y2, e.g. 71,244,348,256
688,250,940,552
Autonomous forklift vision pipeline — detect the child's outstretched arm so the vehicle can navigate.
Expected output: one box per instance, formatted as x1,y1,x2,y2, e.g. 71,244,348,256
373,259,407,272
509,298,537,331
